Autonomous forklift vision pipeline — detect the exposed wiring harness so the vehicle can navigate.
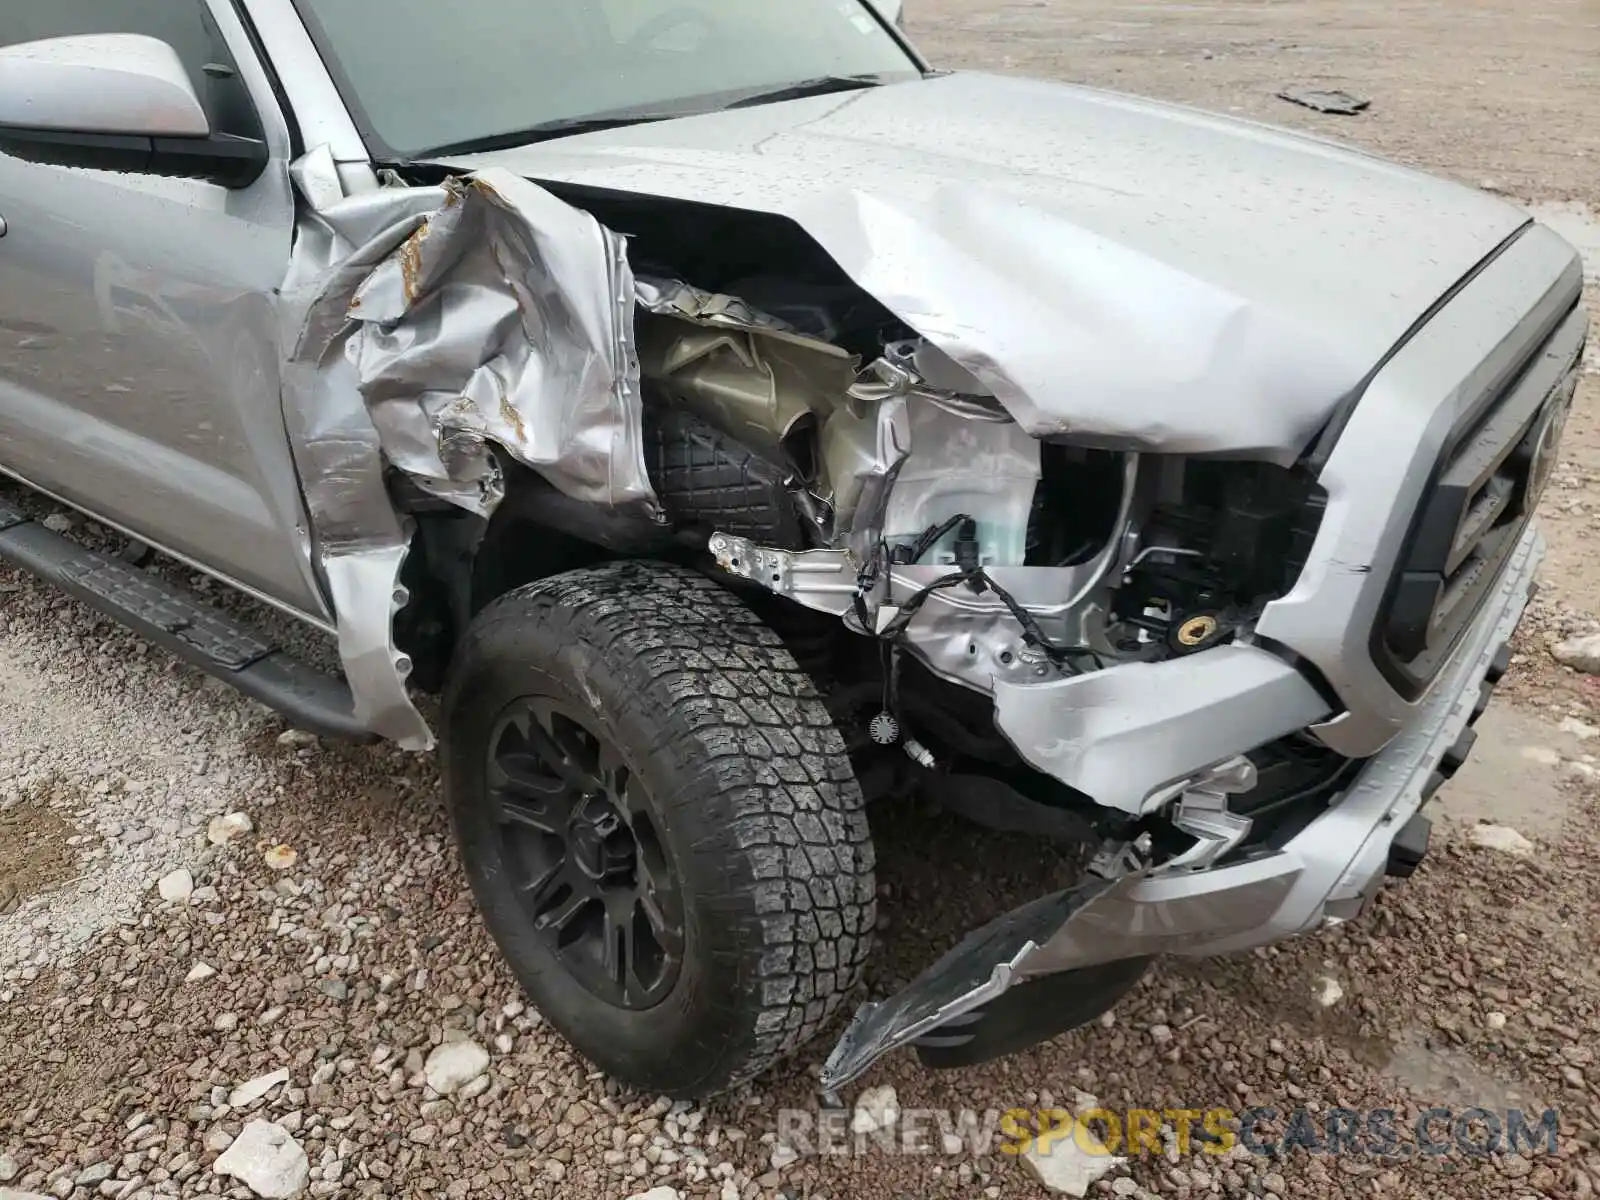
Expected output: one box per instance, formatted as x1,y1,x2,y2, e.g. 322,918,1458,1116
851,515,1103,672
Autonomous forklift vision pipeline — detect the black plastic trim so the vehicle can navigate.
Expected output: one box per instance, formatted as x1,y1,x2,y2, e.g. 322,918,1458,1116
1370,299,1585,700
0,126,269,188
1385,814,1431,878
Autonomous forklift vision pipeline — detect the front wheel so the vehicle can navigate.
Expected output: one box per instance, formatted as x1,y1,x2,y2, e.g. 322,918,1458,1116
442,560,876,1097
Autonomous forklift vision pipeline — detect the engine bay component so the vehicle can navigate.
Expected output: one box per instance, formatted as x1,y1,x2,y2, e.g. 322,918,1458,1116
1155,755,1258,873
880,397,1041,570
635,305,854,473
707,534,860,616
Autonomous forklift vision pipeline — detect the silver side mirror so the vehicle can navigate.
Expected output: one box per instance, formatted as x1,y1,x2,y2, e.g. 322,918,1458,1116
0,33,267,187
0,33,211,137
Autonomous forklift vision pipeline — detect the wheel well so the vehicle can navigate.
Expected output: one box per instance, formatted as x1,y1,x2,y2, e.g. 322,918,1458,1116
394,507,614,695
392,462,692,694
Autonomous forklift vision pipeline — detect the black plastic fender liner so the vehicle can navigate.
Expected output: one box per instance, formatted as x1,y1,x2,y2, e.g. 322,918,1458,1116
818,873,1125,1093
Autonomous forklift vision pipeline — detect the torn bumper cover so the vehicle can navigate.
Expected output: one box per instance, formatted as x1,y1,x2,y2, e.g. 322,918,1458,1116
819,523,1541,1091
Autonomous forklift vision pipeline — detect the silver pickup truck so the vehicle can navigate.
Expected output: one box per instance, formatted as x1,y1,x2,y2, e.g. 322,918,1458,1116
0,0,1587,1101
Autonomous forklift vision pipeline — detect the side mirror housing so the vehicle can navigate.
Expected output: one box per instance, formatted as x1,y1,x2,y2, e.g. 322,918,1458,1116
0,33,267,188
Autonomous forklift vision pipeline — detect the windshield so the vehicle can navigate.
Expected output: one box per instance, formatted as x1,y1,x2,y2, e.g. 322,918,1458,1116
289,0,923,160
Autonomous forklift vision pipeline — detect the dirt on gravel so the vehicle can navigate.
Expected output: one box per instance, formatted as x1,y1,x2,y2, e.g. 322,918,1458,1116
0,781,81,914
2,2,1600,1200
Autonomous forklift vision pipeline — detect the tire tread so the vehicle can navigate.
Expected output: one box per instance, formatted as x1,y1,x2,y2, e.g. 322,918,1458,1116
447,560,875,1094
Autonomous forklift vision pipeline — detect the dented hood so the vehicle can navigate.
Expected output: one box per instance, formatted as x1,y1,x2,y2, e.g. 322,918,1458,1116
443,71,1531,460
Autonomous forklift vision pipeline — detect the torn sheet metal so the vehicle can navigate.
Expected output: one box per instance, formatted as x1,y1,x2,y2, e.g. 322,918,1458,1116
823,393,910,552
278,148,444,750
636,276,820,342
349,173,658,521
816,845,1302,1089
277,147,658,749
863,340,1011,422
819,874,1124,1092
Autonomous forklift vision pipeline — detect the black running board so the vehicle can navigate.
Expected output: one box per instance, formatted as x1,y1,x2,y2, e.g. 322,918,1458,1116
0,497,373,742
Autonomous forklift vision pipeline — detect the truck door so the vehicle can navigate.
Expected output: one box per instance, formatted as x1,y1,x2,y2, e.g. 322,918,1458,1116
0,0,331,621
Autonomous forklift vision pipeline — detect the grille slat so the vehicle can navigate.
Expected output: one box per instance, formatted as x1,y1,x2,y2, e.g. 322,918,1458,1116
1446,475,1514,575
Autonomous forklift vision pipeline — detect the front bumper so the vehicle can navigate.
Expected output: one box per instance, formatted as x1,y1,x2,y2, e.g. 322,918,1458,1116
987,223,1585,817
819,516,1543,1092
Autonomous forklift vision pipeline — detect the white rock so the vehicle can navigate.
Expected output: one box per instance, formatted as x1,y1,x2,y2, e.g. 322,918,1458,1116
1469,824,1535,856
769,1142,801,1169
1112,1179,1140,1197
851,1084,900,1135
40,512,73,534
263,845,298,871
157,868,194,903
207,812,253,845
229,1067,291,1108
1561,717,1600,740
1520,746,1562,766
422,1041,489,1095
1018,1121,1125,1197
0,1190,54,1200
185,962,217,983
1486,1011,1508,1030
1314,976,1344,1007
276,729,318,748
0,1154,17,1182
624,1189,681,1200
1574,761,1600,781
1552,633,1600,674
212,1120,309,1198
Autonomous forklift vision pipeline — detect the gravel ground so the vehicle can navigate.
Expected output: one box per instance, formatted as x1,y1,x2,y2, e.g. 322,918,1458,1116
3,2,1600,1199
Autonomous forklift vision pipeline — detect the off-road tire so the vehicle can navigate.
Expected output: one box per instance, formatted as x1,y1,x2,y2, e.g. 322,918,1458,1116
442,559,876,1097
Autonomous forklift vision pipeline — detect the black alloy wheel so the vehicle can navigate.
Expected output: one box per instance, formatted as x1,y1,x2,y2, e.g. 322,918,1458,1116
487,696,685,1009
